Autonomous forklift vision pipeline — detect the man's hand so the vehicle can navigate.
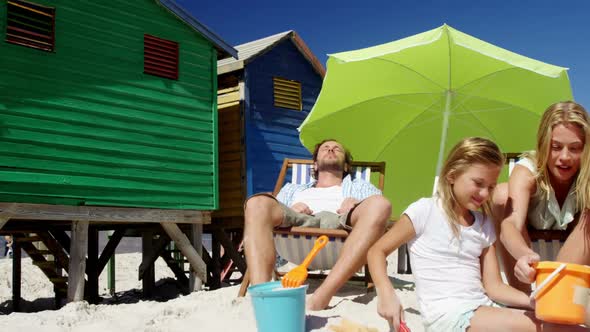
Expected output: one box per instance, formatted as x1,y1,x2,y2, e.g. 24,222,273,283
514,253,540,284
291,202,313,215
337,198,359,215
377,293,405,332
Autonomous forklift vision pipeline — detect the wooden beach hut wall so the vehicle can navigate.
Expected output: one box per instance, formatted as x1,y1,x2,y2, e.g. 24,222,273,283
0,0,236,308
210,31,325,286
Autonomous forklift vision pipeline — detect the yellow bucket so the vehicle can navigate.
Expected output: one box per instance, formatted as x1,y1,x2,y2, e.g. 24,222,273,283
534,261,590,325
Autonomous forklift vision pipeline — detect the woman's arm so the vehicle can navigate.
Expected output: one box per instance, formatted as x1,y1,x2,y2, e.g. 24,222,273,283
481,243,532,309
500,165,537,259
367,215,416,331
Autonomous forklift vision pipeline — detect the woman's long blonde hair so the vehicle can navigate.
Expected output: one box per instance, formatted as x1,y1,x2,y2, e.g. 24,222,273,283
436,137,504,237
524,101,590,211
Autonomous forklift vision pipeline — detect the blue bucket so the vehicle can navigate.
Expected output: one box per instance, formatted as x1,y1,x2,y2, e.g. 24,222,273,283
249,281,308,332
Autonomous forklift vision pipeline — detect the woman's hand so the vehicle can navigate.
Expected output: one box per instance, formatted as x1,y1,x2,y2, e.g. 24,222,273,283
377,293,405,332
514,253,540,284
291,202,313,215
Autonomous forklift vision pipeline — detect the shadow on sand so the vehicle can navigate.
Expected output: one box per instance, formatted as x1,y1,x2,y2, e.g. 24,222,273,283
0,277,187,315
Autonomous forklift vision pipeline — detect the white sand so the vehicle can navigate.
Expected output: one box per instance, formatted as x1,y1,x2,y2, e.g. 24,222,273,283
0,253,424,331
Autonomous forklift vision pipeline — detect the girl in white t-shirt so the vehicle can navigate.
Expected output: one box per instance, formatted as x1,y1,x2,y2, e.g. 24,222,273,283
368,137,584,332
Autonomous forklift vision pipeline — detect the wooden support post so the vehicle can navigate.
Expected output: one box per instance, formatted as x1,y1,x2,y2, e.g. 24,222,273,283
189,224,203,291
98,229,125,275
138,235,169,280
54,267,64,309
86,227,99,304
160,223,206,290
36,232,70,271
158,251,189,288
107,239,116,296
49,230,71,254
210,231,221,290
67,220,89,302
12,234,21,312
142,231,155,297
215,229,247,273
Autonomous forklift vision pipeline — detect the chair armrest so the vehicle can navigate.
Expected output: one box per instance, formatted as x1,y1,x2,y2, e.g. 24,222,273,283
274,227,349,238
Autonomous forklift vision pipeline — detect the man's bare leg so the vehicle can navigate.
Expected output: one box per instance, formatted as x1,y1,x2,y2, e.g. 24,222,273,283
307,195,391,310
243,196,284,285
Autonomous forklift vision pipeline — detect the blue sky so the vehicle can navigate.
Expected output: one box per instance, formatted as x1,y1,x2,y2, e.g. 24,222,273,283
183,0,590,107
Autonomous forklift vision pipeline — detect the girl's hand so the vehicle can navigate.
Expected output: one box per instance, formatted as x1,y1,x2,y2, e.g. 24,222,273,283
514,253,540,284
377,293,404,331
528,296,536,310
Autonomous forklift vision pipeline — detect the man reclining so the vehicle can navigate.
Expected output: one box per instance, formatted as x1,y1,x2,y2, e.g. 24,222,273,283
243,139,391,310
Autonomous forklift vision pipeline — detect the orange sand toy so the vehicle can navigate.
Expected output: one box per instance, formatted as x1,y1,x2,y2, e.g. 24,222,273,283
281,235,328,288
534,261,590,325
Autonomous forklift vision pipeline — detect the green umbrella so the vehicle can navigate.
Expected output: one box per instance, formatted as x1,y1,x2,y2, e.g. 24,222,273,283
299,24,573,217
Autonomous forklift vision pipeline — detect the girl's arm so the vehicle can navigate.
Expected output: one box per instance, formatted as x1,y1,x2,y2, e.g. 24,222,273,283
368,215,416,332
481,243,532,309
500,165,538,259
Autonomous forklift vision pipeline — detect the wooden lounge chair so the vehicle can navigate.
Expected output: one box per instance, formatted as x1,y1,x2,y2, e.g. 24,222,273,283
238,158,389,297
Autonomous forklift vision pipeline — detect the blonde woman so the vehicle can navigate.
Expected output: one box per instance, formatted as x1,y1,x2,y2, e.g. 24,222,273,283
493,101,590,289
368,137,582,332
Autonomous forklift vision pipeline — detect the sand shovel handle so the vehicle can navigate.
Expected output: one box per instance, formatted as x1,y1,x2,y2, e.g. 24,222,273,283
300,235,329,268
530,263,567,300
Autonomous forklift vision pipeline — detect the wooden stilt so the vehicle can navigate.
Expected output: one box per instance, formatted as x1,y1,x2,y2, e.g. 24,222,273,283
158,250,189,289
49,230,71,254
67,220,89,302
189,224,203,291
160,223,206,290
97,228,125,276
142,231,155,297
215,229,247,273
211,231,221,289
138,235,169,280
86,227,99,304
12,234,21,311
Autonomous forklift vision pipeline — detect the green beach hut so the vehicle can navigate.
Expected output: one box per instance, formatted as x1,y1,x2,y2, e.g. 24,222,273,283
0,0,237,309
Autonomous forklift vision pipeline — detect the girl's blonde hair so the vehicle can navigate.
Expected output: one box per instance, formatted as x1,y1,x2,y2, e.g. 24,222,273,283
436,137,504,237
524,101,590,210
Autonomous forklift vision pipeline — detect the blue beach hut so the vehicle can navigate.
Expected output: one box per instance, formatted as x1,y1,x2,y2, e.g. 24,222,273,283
208,31,325,287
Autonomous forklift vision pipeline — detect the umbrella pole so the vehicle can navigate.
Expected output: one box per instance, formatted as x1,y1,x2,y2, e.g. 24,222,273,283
433,90,452,194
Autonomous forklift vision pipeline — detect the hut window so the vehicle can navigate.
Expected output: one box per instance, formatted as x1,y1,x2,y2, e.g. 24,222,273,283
144,34,179,80
273,77,302,111
5,0,56,52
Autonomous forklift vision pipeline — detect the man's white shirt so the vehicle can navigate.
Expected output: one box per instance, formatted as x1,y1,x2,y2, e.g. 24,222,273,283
291,185,343,214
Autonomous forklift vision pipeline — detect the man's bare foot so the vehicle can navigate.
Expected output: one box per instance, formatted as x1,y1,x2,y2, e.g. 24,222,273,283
306,293,331,311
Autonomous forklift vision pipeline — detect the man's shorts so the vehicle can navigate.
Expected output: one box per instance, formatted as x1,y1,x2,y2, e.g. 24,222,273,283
245,193,361,231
